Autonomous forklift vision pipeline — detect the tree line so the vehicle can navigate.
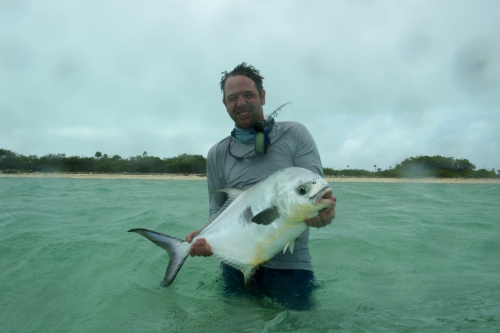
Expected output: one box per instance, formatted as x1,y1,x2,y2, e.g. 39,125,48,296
0,149,206,174
323,155,499,179
1,149,498,178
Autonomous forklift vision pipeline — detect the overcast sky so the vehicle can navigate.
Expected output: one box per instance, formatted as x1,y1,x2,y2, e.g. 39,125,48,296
1,0,499,170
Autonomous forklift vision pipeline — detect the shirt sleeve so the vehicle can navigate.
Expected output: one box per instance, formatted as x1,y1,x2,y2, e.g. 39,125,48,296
291,122,324,177
206,141,228,219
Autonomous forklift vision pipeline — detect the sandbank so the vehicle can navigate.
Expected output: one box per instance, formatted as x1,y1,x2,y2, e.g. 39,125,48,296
1,172,499,184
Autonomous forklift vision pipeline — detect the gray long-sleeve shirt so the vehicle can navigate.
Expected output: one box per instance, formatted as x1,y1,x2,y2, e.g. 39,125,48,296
206,121,324,271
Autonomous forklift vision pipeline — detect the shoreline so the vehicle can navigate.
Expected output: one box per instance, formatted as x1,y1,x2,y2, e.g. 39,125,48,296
1,172,500,184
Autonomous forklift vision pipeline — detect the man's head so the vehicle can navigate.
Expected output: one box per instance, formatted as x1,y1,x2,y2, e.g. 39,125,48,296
220,63,266,129
220,63,265,99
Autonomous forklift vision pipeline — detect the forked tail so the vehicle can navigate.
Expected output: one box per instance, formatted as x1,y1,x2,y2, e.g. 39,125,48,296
128,228,190,287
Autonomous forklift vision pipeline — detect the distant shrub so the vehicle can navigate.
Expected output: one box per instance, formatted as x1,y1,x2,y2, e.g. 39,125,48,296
0,149,207,174
2,149,498,179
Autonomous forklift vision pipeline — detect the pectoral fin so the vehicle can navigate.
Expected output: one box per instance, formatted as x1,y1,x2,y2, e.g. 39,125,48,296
251,206,279,225
283,239,295,254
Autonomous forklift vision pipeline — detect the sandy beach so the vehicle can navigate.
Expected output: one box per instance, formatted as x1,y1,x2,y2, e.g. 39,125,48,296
1,172,499,184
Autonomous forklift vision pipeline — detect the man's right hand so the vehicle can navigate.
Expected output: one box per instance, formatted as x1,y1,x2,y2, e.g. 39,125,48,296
186,230,213,257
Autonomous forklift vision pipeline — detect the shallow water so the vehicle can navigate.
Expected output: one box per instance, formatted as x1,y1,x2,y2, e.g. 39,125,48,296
1,178,499,332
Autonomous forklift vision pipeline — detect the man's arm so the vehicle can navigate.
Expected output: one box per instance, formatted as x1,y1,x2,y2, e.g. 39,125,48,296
290,122,337,228
186,142,226,257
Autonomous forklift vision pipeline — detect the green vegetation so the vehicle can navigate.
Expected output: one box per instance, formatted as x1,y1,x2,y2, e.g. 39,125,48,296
0,149,206,174
1,149,498,178
323,155,498,179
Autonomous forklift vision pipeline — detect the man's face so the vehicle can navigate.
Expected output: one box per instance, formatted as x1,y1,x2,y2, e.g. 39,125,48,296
223,75,266,129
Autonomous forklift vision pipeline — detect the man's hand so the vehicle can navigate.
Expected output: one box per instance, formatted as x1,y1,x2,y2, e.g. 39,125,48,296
304,193,337,228
186,230,213,257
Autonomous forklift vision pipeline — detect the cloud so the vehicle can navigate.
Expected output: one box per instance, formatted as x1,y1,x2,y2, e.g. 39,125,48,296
0,0,499,170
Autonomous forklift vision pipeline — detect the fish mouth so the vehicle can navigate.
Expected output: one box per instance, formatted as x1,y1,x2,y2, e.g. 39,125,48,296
310,186,334,208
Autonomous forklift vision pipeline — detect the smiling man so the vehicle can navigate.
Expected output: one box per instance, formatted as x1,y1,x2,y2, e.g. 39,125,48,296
186,63,336,310
223,72,266,129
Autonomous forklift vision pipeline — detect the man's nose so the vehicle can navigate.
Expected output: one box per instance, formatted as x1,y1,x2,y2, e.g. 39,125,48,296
236,95,247,106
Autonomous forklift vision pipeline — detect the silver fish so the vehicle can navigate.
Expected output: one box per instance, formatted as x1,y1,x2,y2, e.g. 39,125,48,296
129,167,333,287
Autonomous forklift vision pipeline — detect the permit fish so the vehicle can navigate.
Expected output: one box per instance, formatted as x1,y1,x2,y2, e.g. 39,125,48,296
128,167,334,287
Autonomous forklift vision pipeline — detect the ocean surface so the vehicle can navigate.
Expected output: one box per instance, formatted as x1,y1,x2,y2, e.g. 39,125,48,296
1,177,499,332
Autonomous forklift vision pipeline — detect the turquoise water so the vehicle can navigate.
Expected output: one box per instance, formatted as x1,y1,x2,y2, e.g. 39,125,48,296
1,177,499,332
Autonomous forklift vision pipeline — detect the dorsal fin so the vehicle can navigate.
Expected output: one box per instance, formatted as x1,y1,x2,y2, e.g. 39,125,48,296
216,188,244,200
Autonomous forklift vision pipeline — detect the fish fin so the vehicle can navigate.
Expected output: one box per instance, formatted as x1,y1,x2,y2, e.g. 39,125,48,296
216,188,244,201
283,241,290,254
251,206,280,225
243,267,257,287
128,228,189,287
219,257,257,286
284,239,295,254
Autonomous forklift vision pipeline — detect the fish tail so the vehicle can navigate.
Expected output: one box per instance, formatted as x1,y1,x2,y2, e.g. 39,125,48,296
128,228,190,287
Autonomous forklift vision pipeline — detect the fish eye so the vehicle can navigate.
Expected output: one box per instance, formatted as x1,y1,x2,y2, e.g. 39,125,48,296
296,186,307,196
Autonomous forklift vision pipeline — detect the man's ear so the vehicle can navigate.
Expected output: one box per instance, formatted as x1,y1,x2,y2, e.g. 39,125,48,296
260,89,266,105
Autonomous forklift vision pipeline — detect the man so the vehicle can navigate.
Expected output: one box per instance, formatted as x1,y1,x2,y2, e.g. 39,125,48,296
186,63,336,310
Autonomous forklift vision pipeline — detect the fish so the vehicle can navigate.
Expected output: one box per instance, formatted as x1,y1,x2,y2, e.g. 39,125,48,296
128,167,334,287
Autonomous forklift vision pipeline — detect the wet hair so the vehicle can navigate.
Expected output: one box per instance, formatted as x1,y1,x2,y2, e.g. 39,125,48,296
219,62,265,99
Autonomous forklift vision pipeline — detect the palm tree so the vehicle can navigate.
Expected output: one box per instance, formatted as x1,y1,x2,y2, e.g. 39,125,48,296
374,164,377,173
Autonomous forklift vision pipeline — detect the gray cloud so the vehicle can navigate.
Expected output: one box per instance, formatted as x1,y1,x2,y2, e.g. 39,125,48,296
1,0,499,170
